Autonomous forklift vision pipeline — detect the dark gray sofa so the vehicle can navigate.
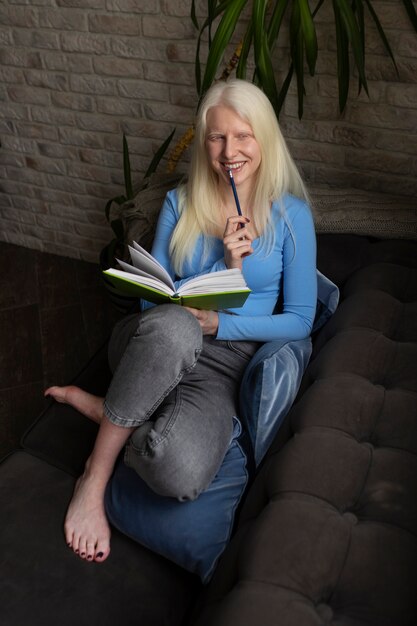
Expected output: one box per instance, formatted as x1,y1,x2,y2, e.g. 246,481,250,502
1,231,416,626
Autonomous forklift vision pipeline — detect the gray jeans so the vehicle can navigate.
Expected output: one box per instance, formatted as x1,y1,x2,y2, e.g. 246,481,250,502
104,304,260,501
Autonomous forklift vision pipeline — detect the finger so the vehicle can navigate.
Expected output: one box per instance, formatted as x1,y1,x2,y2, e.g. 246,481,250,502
225,239,254,254
224,230,253,246
224,216,250,235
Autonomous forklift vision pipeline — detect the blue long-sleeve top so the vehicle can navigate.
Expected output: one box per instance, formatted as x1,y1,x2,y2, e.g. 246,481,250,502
141,188,317,343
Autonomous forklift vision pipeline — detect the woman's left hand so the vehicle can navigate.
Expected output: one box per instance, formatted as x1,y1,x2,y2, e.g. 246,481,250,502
184,307,219,336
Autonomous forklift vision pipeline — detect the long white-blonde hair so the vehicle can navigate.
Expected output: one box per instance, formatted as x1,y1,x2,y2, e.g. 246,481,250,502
170,78,308,274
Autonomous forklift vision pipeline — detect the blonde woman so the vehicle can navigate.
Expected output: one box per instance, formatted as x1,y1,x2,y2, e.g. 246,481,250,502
45,79,317,565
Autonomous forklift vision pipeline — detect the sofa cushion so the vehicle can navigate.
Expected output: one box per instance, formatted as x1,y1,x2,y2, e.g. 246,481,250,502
0,451,199,626
192,238,417,626
310,187,417,240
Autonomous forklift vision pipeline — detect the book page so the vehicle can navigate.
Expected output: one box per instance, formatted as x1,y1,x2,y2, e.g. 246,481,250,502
130,242,175,290
178,269,250,295
105,268,175,296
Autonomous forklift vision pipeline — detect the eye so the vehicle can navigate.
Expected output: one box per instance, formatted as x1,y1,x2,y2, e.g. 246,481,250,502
207,134,224,142
237,133,251,140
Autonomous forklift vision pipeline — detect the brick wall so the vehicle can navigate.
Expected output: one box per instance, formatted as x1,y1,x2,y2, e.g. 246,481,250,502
0,1,416,262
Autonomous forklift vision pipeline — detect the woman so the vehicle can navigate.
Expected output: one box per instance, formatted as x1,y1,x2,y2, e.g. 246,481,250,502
45,78,317,564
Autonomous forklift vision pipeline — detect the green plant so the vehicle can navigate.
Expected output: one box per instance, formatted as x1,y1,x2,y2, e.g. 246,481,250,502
192,0,417,119
102,130,175,268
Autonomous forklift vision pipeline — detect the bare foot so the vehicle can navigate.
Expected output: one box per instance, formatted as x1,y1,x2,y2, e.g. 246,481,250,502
65,469,111,563
44,385,104,424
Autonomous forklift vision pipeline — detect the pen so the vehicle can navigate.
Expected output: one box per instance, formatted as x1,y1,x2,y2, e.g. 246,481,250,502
228,169,243,217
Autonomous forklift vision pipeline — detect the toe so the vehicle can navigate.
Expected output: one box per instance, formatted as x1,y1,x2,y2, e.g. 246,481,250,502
78,537,88,560
86,540,96,562
94,539,110,563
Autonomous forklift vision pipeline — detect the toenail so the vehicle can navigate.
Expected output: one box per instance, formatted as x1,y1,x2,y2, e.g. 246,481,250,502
96,552,104,558
81,552,85,557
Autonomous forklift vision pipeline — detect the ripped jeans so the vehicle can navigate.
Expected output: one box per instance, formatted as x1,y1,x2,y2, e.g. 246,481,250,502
104,304,260,501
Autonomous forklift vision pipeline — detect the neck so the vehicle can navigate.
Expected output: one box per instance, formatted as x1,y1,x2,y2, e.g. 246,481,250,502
219,178,252,218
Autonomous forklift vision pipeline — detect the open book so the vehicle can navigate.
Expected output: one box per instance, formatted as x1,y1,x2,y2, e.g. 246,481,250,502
103,242,251,310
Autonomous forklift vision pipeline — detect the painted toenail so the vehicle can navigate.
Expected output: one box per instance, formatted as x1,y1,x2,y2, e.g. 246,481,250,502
96,552,104,558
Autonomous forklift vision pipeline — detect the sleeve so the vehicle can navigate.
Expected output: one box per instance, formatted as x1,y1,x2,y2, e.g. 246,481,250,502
216,202,317,342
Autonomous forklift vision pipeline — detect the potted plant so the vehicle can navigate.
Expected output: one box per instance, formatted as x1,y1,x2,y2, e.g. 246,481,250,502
100,131,175,312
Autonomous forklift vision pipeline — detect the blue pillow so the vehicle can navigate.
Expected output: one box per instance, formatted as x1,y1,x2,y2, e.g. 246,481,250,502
239,337,312,467
105,417,251,583
239,271,338,467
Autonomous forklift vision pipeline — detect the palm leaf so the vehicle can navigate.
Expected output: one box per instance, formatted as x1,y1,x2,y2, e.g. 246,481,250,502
334,0,368,95
402,0,417,31
289,1,305,119
122,133,133,200
298,0,318,76
190,0,199,29
267,0,290,49
144,128,176,180
333,0,350,111
277,63,294,116
194,0,238,96
363,0,398,74
200,0,248,97
236,21,253,79
105,194,127,224
252,0,280,114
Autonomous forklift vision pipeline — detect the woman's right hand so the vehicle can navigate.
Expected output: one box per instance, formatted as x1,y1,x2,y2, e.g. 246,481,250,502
223,216,254,270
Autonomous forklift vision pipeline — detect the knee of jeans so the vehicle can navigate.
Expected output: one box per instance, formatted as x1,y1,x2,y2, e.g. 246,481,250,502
130,452,215,502
155,462,212,502
142,304,202,352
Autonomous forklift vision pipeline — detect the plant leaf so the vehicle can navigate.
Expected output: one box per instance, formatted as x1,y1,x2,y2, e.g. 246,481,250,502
200,0,248,97
267,0,290,49
144,128,176,180
122,134,133,200
110,217,124,242
236,21,253,79
195,34,202,94
194,0,236,96
363,0,398,74
298,0,318,75
290,1,305,119
105,195,127,223
277,63,294,116
190,0,199,29
252,0,280,115
402,0,417,31
334,0,368,95
332,0,350,112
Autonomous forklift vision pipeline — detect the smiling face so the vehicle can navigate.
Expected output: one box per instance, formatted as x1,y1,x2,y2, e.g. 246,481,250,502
205,105,262,198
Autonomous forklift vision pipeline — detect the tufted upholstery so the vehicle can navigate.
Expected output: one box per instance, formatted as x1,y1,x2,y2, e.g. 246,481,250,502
192,237,417,626
1,235,416,626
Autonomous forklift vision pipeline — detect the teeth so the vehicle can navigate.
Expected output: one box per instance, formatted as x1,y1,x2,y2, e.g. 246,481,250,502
225,162,244,170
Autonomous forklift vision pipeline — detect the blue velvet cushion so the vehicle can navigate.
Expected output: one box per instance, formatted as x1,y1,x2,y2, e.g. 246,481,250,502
240,270,339,467
105,271,339,582
105,417,250,583
239,337,313,467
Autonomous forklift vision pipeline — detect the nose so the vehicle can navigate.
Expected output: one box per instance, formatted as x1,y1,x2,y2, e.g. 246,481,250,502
223,135,237,160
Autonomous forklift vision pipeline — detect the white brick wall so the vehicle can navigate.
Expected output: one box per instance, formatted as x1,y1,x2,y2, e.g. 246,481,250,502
0,0,416,261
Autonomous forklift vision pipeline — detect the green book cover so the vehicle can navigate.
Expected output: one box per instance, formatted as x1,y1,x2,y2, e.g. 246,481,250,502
103,271,250,310
103,241,251,311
